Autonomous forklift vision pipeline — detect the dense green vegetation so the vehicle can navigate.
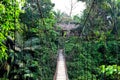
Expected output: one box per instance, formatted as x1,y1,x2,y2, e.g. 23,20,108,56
65,0,120,80
0,0,58,79
65,37,120,80
0,0,120,80
0,0,20,59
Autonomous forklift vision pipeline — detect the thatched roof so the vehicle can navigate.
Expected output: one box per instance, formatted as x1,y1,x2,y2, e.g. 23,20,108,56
58,23,79,30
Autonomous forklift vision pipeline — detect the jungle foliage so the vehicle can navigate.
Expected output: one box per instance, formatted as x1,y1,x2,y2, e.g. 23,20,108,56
0,0,59,80
64,0,120,80
0,0,120,80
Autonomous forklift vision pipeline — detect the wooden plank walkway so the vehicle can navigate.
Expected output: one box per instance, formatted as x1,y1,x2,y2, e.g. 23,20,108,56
54,49,69,80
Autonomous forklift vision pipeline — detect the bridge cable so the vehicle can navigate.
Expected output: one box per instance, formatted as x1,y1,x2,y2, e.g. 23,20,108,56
80,0,95,38
78,0,95,79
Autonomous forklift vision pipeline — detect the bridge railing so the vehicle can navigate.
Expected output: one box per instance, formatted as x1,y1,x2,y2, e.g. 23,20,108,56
53,49,69,80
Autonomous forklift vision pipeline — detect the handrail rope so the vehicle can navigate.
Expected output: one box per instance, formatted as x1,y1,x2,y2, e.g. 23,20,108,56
63,49,69,80
53,50,60,80
62,29,69,79
54,49,68,80
62,49,69,80
60,0,96,79
80,0,95,38
36,1,63,78
77,0,95,79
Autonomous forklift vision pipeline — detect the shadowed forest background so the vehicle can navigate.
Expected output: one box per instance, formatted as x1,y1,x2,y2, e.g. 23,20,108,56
0,0,120,80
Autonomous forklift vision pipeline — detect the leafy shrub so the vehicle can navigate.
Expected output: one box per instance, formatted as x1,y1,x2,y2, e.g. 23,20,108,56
65,36,120,80
98,65,120,80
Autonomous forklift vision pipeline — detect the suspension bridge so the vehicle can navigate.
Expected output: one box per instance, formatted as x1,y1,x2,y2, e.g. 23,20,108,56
53,23,79,80
54,49,69,80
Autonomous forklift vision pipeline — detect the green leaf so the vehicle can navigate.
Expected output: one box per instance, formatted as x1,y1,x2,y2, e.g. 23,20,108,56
0,4,5,14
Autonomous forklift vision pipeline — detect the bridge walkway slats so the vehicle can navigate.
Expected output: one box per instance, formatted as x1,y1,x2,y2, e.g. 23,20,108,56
54,49,69,80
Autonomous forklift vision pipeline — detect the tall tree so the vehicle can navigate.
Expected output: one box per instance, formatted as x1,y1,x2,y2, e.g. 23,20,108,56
19,0,55,39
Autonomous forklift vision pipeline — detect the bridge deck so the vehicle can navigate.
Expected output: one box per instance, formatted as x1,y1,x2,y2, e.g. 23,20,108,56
54,49,69,80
